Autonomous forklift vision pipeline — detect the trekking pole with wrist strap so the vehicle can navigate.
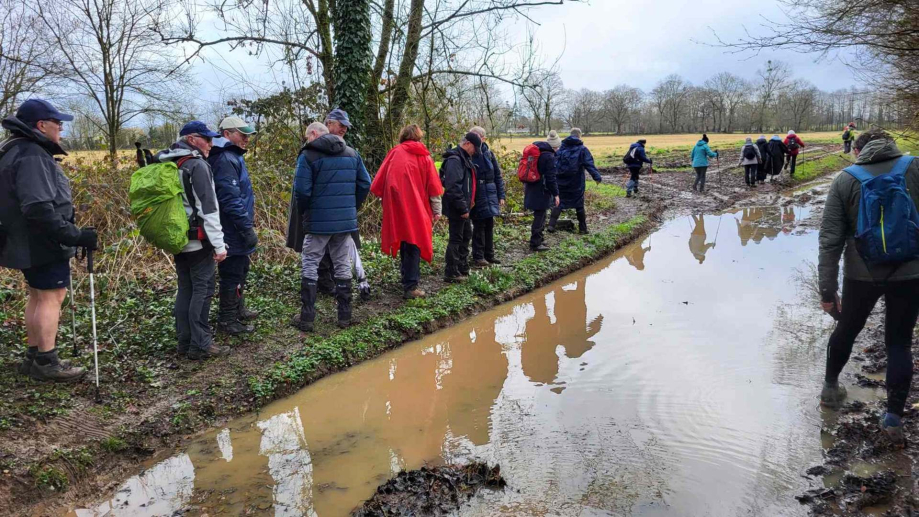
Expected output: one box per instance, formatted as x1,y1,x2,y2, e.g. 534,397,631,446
85,246,101,402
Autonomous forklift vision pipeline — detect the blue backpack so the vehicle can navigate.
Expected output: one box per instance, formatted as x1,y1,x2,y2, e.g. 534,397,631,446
844,156,919,264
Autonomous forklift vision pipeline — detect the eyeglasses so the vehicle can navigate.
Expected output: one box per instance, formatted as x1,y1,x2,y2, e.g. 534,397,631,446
192,134,213,144
42,119,63,129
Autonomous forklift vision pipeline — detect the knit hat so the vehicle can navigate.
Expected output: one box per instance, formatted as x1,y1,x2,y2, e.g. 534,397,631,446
463,131,482,149
745,137,753,144
547,130,561,149
702,134,709,143
788,130,796,136
570,127,582,139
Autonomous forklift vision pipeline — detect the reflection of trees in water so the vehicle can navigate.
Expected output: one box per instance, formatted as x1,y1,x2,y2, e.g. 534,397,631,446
520,280,603,388
257,408,318,517
79,454,196,516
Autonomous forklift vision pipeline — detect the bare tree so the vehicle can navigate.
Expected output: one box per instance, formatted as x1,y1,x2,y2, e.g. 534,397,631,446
601,85,642,134
651,74,691,133
783,79,819,130
0,0,64,117
753,60,791,132
704,72,750,132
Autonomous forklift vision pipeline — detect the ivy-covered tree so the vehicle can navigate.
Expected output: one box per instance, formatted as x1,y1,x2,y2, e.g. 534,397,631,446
331,0,373,148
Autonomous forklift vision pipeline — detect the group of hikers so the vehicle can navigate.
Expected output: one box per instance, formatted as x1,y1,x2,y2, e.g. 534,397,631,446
689,130,810,192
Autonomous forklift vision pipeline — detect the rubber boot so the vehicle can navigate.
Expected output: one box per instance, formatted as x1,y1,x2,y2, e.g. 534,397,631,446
237,287,259,321
577,210,588,234
217,286,253,335
820,381,847,409
335,279,352,329
881,412,906,448
317,256,335,297
547,210,560,233
29,349,85,383
299,278,317,332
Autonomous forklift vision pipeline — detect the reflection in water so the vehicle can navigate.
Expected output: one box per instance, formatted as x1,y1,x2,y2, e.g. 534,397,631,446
75,205,836,517
75,454,195,517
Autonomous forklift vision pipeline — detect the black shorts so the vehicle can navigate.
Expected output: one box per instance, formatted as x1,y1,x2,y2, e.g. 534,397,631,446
22,260,71,290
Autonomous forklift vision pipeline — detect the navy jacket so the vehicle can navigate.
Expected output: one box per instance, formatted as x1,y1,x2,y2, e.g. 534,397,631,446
470,143,506,220
523,142,559,211
292,134,370,235
209,139,255,256
441,146,477,219
625,142,652,169
555,136,602,210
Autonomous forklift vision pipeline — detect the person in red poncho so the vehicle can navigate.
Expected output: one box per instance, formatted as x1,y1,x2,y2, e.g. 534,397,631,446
371,124,444,300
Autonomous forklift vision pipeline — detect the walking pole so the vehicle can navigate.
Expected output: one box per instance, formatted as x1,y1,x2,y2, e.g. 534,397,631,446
717,153,722,190
69,258,79,357
86,246,101,402
713,214,723,248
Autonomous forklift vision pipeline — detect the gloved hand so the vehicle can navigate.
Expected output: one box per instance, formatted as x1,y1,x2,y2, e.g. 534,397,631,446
595,178,602,185
76,228,98,250
241,227,258,249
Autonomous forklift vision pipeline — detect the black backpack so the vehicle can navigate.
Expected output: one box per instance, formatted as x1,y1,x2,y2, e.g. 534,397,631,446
842,129,851,141
787,139,800,152
622,146,639,165
0,137,27,252
743,145,757,160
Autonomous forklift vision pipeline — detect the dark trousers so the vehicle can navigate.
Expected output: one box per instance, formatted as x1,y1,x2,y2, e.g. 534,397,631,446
472,217,496,261
844,140,852,153
175,248,216,352
549,207,587,232
744,164,758,185
825,278,919,417
218,254,250,294
445,217,472,278
530,209,547,249
786,154,798,175
400,242,421,291
693,166,707,191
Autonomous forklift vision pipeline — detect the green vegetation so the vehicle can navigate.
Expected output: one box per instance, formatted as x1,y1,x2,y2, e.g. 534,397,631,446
29,465,68,491
791,153,855,183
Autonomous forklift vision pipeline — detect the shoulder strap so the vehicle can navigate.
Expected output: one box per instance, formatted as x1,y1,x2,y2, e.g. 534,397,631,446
176,156,199,224
0,137,26,160
888,155,915,178
843,164,874,184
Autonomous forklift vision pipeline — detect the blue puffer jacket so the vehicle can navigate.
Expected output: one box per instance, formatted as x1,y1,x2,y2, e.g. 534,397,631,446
470,143,506,220
293,134,371,235
209,139,255,256
690,140,717,168
555,136,602,210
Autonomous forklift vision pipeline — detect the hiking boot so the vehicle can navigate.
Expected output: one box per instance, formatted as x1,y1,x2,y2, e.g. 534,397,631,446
176,343,190,357
217,320,254,336
626,192,632,198
578,229,590,235
18,347,37,375
444,275,467,283
404,288,426,300
486,257,502,265
531,244,550,252
217,286,252,335
473,259,490,268
298,278,318,332
29,350,85,383
820,381,847,409
335,279,353,329
187,344,230,361
547,226,557,233
881,413,906,448
238,290,259,321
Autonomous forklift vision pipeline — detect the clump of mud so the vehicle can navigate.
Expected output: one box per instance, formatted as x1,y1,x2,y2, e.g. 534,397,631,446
352,462,506,516
799,470,900,514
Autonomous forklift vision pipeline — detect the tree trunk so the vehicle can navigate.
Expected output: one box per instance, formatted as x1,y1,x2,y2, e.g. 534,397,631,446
385,0,424,133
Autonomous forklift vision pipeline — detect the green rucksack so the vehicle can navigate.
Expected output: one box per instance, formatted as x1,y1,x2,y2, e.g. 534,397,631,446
129,158,191,254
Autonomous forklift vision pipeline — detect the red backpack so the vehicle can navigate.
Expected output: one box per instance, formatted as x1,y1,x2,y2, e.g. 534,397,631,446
517,144,542,183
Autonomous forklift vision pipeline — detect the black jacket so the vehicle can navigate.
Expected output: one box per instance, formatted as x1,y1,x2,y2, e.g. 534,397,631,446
0,116,79,270
441,147,477,219
523,142,559,211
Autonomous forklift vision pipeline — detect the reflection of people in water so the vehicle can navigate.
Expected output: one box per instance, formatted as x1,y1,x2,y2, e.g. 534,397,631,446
688,214,716,264
736,208,764,246
521,293,561,386
624,240,652,271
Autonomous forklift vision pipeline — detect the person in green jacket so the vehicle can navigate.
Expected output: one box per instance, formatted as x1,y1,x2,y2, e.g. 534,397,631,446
842,123,856,154
689,134,718,192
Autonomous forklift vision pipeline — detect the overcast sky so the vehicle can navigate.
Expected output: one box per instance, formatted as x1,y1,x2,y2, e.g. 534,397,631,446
187,0,858,110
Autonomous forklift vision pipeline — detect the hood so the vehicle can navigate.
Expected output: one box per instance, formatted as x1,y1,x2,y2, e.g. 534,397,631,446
770,135,782,141
534,141,556,153
210,137,246,157
401,140,431,156
155,139,203,162
442,146,472,161
561,135,583,147
695,140,708,147
304,133,345,155
756,137,767,144
855,138,903,165
1,116,67,156
788,130,796,136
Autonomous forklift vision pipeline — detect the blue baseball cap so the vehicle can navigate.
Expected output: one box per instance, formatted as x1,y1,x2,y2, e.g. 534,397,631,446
326,108,352,128
16,99,74,125
179,121,220,138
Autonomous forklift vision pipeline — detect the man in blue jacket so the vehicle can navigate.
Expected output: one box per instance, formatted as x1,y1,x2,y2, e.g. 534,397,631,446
290,122,371,331
624,139,652,197
210,116,259,335
549,128,601,234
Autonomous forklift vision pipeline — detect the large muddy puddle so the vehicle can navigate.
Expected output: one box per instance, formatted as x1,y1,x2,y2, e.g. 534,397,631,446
72,202,879,516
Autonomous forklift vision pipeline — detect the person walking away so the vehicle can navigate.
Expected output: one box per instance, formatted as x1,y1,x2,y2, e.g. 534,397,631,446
755,135,771,185
468,126,506,265
290,122,371,331
817,129,919,447
549,128,602,234
210,116,258,336
371,124,444,299
441,133,481,282
784,130,806,176
155,121,229,360
766,135,788,182
523,132,561,251
739,137,762,188
0,99,93,381
842,123,856,154
624,139,652,197
689,134,718,192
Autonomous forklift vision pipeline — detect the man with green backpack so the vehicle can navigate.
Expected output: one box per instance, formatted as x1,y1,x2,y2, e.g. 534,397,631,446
818,129,919,447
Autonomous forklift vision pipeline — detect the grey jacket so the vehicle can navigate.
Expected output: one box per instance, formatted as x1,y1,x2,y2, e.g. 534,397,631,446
0,116,80,270
155,141,226,255
818,138,919,299
738,140,762,166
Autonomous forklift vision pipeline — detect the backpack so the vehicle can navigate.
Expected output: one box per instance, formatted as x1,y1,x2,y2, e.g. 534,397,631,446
129,156,194,254
787,138,800,152
517,144,541,183
844,156,919,265
623,145,640,166
743,145,757,160
842,129,851,141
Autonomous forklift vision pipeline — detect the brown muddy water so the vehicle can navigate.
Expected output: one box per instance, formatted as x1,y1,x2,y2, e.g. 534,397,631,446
71,203,884,516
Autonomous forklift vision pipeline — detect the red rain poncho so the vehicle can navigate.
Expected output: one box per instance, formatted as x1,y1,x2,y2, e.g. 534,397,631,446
371,141,444,263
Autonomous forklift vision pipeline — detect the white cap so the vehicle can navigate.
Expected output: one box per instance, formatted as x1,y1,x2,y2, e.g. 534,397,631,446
218,116,256,134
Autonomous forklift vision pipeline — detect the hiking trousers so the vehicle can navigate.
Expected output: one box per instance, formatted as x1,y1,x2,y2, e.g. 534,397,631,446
301,234,353,281
175,248,216,353
400,242,421,292
445,217,472,278
744,164,758,185
786,154,798,175
472,217,496,261
844,140,852,154
693,167,707,191
626,168,641,194
825,278,919,417
530,210,547,249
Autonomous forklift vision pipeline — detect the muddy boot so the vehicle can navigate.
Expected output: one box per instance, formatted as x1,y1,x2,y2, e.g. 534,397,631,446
473,259,490,268
404,288,426,300
531,244,550,252
237,289,259,321
881,413,906,448
820,381,847,409
577,211,588,235
298,278,318,332
335,279,352,329
29,350,85,383
18,347,37,375
187,344,231,361
217,287,254,336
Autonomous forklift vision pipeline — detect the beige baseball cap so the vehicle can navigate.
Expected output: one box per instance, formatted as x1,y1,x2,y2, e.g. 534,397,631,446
218,116,256,134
